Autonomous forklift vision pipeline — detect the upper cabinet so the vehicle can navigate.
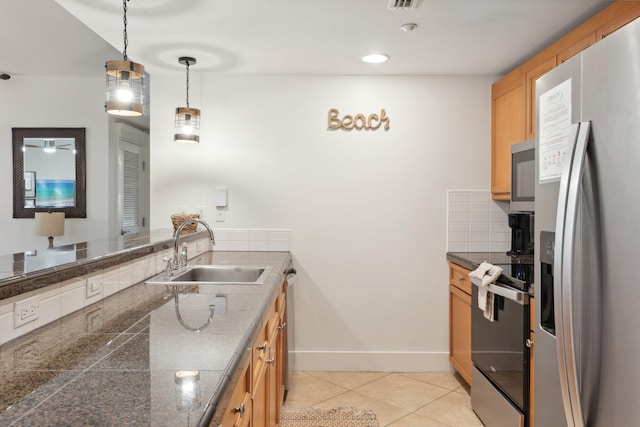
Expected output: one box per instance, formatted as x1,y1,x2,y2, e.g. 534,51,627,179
491,70,525,201
491,2,640,200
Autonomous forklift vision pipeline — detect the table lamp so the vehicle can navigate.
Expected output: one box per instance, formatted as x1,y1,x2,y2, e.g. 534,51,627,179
35,212,65,248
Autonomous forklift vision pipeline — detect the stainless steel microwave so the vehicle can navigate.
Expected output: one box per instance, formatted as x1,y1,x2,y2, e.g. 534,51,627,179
511,139,535,212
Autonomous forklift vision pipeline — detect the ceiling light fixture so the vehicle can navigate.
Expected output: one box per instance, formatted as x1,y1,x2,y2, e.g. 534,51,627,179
105,0,145,117
401,23,418,32
361,53,390,64
174,57,201,144
43,139,57,153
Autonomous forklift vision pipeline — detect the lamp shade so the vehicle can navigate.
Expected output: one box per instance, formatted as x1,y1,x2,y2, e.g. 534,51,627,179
105,60,145,116
174,107,201,143
35,212,65,237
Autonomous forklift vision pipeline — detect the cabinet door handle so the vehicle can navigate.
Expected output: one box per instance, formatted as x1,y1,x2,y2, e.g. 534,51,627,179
277,322,287,331
233,402,246,415
266,357,275,365
256,342,267,351
526,338,534,348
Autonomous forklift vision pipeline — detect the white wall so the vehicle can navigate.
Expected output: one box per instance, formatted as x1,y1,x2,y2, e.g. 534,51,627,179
0,76,110,254
150,74,494,371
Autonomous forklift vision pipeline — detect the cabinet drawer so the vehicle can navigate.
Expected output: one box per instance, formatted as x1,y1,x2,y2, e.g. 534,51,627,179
252,319,269,384
220,360,251,427
277,279,286,317
449,263,472,294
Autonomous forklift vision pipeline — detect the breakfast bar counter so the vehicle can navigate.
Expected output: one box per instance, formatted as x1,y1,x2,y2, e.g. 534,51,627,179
0,248,292,426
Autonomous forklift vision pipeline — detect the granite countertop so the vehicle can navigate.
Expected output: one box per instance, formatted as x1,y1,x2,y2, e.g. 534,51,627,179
446,252,534,291
0,250,292,427
446,252,533,271
0,229,206,301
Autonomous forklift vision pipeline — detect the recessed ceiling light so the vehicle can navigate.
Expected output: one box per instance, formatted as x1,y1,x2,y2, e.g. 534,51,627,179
361,53,389,64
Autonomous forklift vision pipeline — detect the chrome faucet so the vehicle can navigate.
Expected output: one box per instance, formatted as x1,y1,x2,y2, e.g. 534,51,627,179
166,218,215,274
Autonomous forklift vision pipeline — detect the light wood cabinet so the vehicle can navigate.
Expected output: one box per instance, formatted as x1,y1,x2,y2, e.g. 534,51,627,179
221,360,252,427
491,70,525,200
449,263,472,385
558,33,596,64
596,3,640,40
218,278,288,427
524,56,557,141
491,2,640,201
252,280,287,427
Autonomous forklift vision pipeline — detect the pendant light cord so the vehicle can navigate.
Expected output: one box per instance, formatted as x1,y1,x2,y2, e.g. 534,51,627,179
185,61,190,107
122,0,129,61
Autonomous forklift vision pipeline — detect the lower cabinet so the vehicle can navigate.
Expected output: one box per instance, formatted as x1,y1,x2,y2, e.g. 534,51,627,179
449,263,473,385
219,278,287,427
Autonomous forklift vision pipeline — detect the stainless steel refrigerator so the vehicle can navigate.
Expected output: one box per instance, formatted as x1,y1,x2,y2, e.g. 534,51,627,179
534,16,640,427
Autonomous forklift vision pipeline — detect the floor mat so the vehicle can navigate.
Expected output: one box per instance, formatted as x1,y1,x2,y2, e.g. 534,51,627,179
279,407,380,427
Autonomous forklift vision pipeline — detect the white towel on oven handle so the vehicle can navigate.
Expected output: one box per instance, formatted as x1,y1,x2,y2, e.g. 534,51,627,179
469,261,503,287
469,262,502,321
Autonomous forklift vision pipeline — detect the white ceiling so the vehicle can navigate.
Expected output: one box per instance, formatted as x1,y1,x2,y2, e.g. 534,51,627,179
2,0,614,78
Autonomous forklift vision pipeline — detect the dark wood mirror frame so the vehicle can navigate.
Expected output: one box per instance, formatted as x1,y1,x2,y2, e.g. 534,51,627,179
12,127,87,218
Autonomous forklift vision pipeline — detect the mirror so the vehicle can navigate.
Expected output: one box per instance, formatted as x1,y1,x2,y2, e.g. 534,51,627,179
13,128,86,218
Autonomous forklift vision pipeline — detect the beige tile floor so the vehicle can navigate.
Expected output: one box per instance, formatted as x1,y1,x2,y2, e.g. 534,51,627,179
283,371,484,427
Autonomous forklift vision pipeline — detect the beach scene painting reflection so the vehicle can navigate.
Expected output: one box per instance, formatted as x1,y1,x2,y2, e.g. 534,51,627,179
35,180,76,208
23,137,77,209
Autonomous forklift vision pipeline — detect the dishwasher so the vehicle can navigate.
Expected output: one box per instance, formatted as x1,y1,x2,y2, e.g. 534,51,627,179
283,263,297,399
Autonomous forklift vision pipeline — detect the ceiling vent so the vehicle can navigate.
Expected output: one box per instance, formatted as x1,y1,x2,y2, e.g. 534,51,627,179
387,0,420,10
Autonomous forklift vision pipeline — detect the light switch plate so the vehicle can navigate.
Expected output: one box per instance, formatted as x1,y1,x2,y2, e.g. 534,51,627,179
215,187,227,207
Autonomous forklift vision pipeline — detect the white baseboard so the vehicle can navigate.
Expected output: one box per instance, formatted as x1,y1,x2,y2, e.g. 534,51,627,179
289,351,451,372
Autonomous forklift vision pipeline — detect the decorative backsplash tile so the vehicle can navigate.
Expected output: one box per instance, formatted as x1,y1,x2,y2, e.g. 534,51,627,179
214,229,291,252
447,191,509,252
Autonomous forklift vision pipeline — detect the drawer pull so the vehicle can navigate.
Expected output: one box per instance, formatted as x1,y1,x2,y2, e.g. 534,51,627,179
526,338,534,348
266,357,275,365
256,342,267,351
277,322,287,331
458,275,464,281
233,402,246,415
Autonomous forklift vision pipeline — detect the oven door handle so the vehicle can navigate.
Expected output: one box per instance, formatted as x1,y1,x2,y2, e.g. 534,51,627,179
471,280,529,305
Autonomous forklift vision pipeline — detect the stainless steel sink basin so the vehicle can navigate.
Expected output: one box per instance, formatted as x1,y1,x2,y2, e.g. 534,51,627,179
146,264,272,286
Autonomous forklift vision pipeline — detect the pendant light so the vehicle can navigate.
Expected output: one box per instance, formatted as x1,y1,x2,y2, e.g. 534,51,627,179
174,57,201,143
105,0,145,116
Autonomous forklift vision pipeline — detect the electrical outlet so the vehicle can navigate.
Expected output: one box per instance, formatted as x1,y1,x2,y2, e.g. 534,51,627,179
197,205,206,220
86,278,102,299
14,295,40,328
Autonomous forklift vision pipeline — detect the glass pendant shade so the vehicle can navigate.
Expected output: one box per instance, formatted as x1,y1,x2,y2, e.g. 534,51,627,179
175,107,201,143
105,60,145,116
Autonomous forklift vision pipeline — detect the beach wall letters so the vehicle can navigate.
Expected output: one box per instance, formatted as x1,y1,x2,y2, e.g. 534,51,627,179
328,108,390,131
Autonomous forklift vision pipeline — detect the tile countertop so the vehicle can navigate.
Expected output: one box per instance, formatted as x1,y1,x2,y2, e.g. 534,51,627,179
0,250,292,427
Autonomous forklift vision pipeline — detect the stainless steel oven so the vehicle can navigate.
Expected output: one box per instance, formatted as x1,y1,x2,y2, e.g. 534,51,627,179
471,271,531,427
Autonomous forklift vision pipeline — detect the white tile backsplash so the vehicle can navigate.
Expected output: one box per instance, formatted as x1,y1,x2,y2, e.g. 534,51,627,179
214,229,291,252
447,191,509,252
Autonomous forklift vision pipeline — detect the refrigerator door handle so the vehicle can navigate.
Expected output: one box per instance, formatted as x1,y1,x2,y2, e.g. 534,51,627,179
554,121,591,427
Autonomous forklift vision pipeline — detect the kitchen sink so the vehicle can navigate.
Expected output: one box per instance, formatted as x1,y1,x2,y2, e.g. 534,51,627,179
146,264,272,286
